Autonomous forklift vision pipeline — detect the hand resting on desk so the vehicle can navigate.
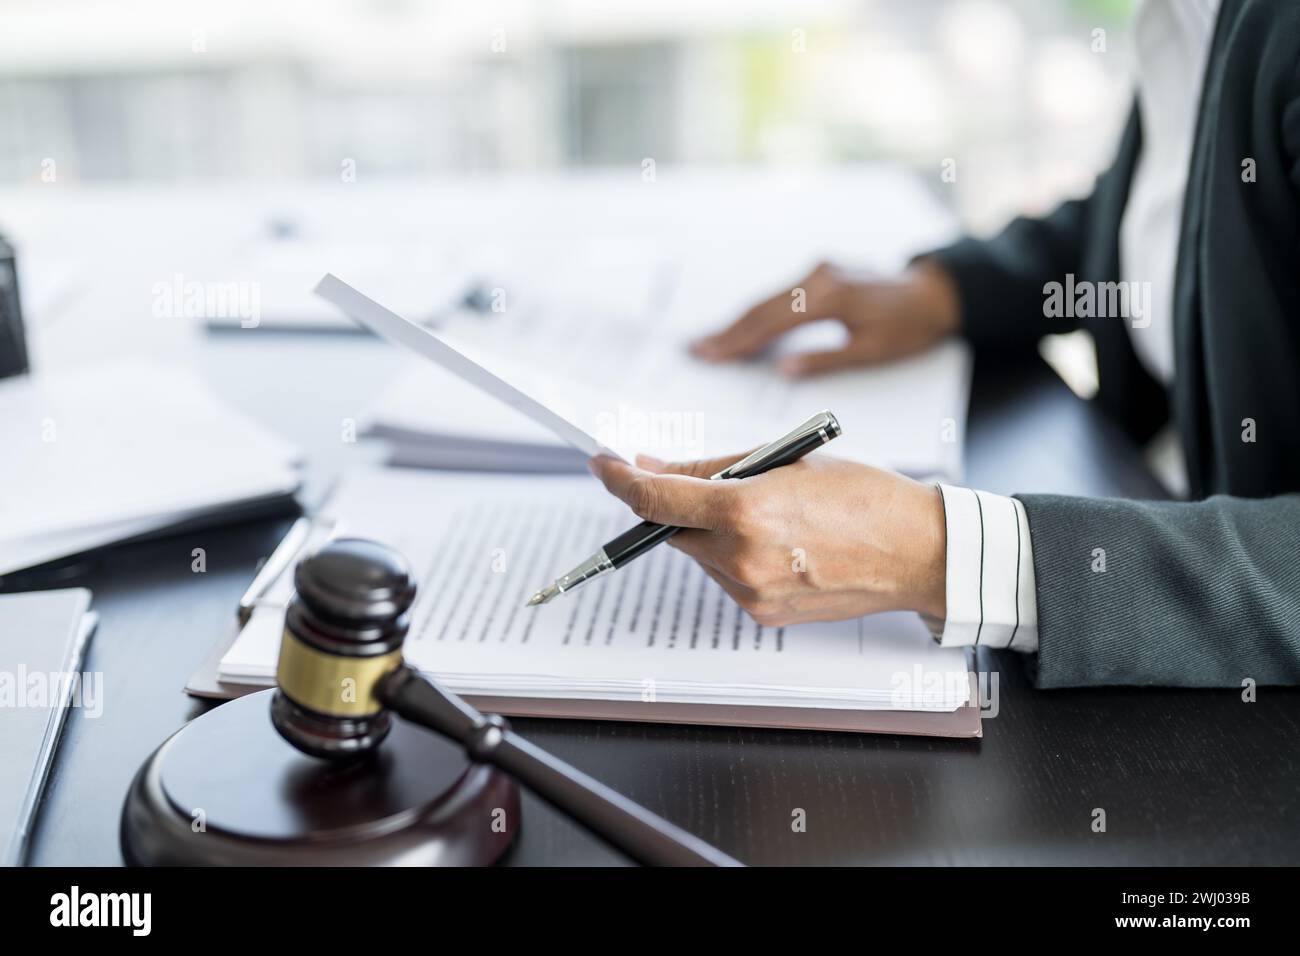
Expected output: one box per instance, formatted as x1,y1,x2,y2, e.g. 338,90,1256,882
691,259,960,377
601,258,959,631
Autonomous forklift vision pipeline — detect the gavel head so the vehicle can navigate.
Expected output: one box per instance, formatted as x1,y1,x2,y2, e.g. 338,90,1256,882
271,537,416,761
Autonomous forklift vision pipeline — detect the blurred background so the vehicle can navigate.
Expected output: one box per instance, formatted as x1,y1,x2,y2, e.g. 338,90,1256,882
0,0,1137,231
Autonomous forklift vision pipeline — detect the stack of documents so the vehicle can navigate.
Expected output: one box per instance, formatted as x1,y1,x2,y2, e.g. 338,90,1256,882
357,282,972,480
0,360,301,575
215,470,973,728
364,362,592,472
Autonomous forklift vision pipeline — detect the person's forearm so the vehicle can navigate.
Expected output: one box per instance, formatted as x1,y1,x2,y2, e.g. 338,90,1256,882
914,188,1104,349
900,258,962,346
1019,492,1300,688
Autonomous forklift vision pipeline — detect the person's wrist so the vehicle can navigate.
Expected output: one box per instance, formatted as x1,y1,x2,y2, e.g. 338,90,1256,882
908,482,948,620
902,259,961,339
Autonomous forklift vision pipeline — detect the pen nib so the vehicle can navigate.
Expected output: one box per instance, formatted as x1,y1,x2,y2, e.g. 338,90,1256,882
526,584,559,607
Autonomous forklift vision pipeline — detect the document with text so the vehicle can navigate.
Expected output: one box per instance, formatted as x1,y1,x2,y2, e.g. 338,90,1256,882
220,469,971,714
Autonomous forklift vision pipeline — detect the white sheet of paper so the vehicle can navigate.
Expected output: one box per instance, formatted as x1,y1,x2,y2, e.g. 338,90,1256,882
354,281,972,479
315,273,620,460
220,469,970,712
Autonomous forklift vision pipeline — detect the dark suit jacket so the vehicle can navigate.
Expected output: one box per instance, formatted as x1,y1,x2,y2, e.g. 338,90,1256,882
927,0,1300,687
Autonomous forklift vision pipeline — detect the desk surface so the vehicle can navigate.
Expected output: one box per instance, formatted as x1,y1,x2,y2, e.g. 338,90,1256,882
8,172,1298,865
20,345,1300,866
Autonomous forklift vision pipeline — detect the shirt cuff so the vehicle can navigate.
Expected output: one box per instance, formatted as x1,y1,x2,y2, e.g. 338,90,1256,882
931,485,1039,652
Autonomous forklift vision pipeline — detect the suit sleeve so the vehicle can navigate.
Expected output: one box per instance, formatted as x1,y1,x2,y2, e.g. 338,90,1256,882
1016,492,1300,688
921,199,1090,350
919,105,1140,351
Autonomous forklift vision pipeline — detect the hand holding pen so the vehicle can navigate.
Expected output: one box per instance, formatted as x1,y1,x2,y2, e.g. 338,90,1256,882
527,411,840,606
537,409,952,628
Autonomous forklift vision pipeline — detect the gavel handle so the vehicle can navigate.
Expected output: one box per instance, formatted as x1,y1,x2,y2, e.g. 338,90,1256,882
377,666,742,867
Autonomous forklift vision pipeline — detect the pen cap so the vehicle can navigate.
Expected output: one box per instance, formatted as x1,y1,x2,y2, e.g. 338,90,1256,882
716,409,842,479
273,538,416,760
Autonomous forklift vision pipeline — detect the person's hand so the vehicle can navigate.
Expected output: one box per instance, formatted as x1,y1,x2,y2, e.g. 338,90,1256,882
691,259,961,376
588,451,947,627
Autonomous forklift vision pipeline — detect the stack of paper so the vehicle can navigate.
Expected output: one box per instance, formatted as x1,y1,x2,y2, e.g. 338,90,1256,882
0,360,301,575
363,359,591,472
355,279,972,480
218,469,971,714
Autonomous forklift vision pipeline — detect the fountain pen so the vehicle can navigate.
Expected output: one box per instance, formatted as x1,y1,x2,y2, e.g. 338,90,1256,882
526,409,841,607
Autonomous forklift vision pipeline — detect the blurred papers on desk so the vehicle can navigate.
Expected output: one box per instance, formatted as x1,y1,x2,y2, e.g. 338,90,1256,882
203,238,469,332
0,360,301,575
363,317,972,480
202,233,676,333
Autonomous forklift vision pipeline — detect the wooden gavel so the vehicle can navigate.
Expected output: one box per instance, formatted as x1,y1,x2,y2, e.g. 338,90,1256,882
270,537,741,867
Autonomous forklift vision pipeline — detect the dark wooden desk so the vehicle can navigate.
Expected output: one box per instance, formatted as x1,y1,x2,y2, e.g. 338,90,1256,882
18,344,1300,865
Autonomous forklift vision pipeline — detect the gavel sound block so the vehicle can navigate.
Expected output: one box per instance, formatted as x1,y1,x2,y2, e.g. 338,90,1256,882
121,539,520,866
120,688,521,866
